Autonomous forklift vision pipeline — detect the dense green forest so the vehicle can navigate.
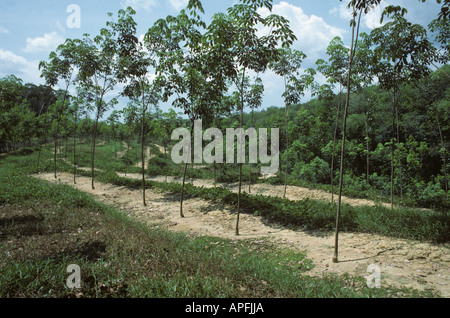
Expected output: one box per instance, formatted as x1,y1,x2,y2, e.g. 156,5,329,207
240,65,450,210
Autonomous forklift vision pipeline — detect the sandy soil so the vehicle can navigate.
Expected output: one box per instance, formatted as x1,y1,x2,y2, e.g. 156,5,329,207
117,173,392,209
34,172,449,297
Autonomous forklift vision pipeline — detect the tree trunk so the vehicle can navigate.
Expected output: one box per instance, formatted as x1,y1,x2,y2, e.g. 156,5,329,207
365,115,370,195
180,120,195,218
141,91,147,207
283,76,289,199
214,162,217,188
53,100,64,180
164,146,168,183
36,143,42,173
390,80,397,210
65,137,68,161
394,85,402,202
54,138,58,179
114,134,117,159
331,85,342,203
333,7,361,264
437,116,448,199
236,69,246,236
91,107,101,190
191,154,194,185
125,131,131,177
283,103,290,199
249,108,254,194
59,138,62,163
73,112,78,185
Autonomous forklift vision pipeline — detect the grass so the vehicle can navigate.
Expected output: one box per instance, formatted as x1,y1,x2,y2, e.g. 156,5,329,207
0,143,443,298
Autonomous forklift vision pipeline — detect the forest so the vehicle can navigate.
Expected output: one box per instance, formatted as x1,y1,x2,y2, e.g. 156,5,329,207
0,0,449,299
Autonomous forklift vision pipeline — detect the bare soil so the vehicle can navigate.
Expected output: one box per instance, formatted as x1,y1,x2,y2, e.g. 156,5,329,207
118,173,392,209
35,172,450,297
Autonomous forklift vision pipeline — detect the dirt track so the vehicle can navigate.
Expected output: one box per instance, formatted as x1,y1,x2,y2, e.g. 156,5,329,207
35,172,450,297
118,173,393,209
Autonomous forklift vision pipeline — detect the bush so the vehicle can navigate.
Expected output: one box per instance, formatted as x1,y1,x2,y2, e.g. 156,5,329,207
416,180,447,209
293,157,330,184
149,156,168,169
9,148,34,156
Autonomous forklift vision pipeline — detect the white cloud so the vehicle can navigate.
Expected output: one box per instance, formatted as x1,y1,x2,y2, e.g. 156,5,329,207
123,0,187,12
329,2,353,21
250,2,349,106
364,5,385,29
121,0,158,12
0,49,42,84
259,2,346,61
0,25,10,34
329,1,386,30
23,32,64,53
169,0,188,12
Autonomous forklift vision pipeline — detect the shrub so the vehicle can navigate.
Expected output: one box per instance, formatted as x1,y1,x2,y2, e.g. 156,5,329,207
293,157,330,184
416,180,447,209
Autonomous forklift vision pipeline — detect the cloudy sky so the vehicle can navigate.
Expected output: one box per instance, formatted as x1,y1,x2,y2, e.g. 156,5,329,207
0,0,442,116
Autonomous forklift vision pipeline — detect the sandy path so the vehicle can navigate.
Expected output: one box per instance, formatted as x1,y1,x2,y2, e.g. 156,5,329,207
35,172,449,297
117,173,392,209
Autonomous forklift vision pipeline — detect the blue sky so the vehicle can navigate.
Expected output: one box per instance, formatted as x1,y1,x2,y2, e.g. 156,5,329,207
0,0,443,117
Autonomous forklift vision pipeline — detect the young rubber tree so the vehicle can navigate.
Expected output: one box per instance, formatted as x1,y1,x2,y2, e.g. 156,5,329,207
107,110,121,159
47,94,71,175
421,66,450,200
157,0,230,218
69,86,91,184
316,37,351,202
75,28,119,190
109,7,166,206
333,0,382,264
120,102,140,175
153,109,181,182
222,0,297,235
269,48,307,198
39,39,77,178
245,75,264,193
369,5,436,208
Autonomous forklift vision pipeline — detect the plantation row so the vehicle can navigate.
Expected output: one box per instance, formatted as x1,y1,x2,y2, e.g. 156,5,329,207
27,140,449,244
1,1,449,263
